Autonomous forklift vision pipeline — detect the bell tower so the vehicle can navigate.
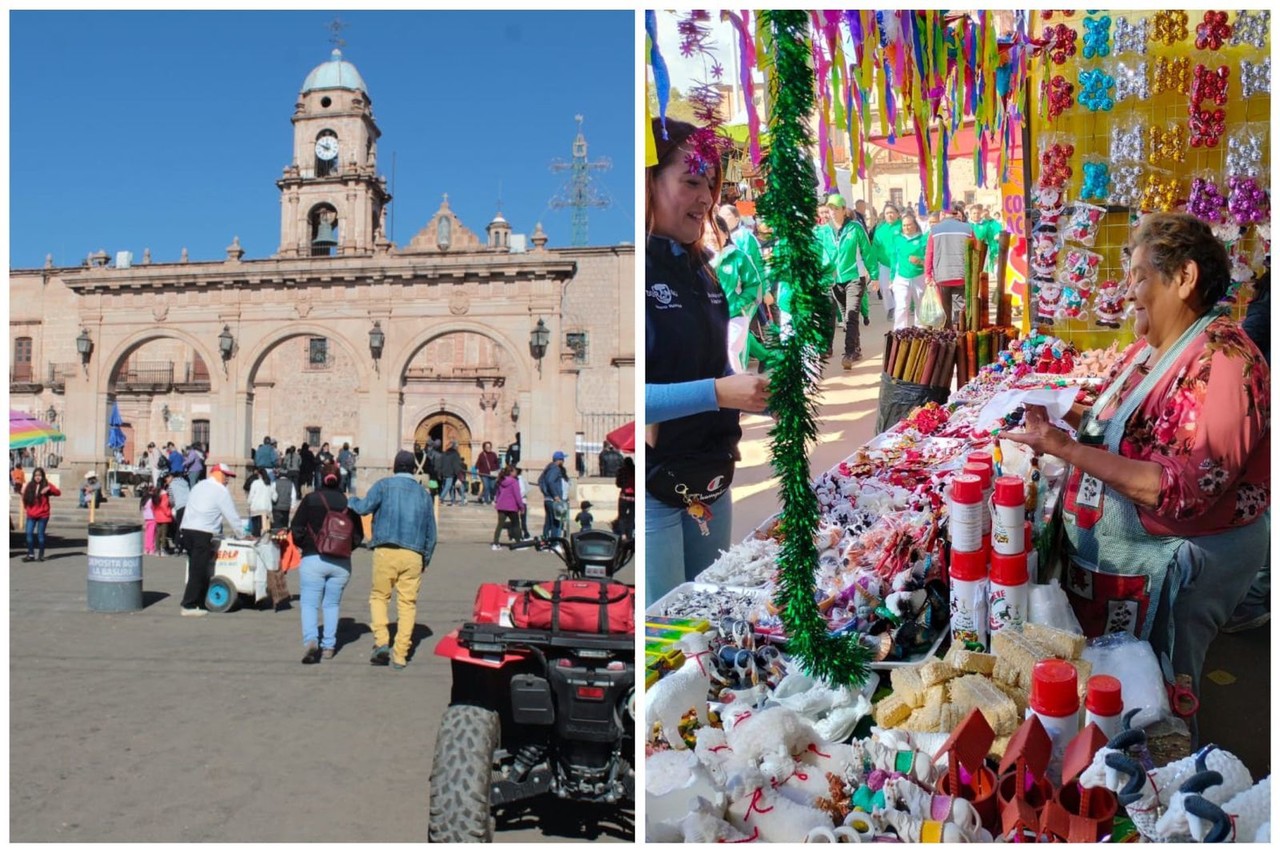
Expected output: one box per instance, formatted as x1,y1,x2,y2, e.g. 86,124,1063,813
276,49,391,258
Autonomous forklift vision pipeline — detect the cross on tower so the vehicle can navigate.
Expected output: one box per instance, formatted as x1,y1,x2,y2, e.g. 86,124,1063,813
328,17,348,51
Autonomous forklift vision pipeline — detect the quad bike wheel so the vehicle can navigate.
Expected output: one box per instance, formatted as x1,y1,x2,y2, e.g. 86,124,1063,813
428,704,500,842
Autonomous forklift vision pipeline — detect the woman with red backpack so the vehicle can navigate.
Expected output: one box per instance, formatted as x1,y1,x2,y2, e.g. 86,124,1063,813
290,462,363,664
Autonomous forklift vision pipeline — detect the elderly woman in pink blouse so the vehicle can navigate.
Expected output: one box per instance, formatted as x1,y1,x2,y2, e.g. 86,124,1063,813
1006,213,1269,732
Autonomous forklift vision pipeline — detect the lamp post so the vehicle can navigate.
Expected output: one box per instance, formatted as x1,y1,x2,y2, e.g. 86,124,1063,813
368,320,385,374
162,404,171,426
511,401,520,423
529,318,550,377
46,406,57,425
218,325,235,377
76,328,94,374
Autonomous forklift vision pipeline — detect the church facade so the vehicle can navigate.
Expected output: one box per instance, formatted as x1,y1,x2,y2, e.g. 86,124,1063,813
9,49,634,480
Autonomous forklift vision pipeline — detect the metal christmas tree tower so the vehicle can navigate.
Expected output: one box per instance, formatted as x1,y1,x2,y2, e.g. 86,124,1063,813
549,115,612,247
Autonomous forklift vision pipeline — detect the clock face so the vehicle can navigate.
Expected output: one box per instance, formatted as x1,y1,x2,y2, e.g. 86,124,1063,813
315,135,339,161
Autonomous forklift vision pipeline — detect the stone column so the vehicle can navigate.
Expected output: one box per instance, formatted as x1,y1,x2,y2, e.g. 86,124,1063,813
62,360,104,478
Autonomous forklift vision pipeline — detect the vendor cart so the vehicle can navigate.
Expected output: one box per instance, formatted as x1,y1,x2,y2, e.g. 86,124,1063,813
186,535,279,612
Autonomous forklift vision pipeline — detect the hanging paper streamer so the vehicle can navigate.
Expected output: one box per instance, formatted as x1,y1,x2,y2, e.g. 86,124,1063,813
755,9,871,689
723,10,761,166
644,11,670,140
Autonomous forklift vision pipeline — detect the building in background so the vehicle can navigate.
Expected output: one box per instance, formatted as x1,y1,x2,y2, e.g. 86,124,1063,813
9,49,633,479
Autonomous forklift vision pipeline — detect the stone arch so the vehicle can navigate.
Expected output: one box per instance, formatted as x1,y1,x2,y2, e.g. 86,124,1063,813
243,323,371,393
387,321,533,393
412,411,473,465
100,328,223,395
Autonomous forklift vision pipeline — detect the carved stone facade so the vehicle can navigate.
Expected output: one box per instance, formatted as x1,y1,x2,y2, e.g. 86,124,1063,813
9,50,633,480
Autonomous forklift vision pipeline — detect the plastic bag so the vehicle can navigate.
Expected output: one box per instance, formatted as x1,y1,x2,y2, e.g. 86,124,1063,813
1080,631,1176,730
1028,582,1084,634
917,282,945,329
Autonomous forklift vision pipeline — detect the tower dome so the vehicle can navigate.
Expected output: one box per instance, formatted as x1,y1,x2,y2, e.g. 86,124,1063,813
301,49,368,95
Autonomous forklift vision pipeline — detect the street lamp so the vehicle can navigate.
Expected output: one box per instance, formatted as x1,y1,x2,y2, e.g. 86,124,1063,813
529,317,550,376
511,401,520,423
218,325,235,376
46,406,57,424
162,404,171,425
368,320,385,368
76,328,94,373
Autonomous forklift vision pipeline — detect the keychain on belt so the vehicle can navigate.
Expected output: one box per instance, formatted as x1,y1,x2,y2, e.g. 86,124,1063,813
675,483,713,536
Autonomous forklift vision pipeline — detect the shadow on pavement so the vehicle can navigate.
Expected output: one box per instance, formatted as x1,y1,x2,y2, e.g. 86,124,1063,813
405,623,435,661
496,799,634,842
141,590,170,609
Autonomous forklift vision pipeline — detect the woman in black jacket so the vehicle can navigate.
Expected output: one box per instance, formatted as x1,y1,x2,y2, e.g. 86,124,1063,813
298,443,316,495
290,462,363,664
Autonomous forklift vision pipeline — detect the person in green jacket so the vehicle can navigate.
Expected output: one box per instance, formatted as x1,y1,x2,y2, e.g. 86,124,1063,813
871,203,904,322
815,193,874,368
709,216,769,372
719,205,775,368
889,213,929,330
970,204,1004,274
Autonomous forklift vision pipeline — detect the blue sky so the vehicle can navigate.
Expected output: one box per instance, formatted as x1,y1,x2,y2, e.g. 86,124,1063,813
9,10,635,269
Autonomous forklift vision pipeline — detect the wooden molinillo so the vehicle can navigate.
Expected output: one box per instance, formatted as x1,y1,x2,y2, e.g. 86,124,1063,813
884,328,958,388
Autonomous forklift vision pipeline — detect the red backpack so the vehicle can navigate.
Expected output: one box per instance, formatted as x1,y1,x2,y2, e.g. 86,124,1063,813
307,493,355,558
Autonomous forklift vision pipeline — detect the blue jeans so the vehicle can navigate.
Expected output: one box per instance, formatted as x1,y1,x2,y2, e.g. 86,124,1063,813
24,516,49,556
644,492,733,606
542,499,561,539
442,477,457,505
298,554,351,650
481,475,497,504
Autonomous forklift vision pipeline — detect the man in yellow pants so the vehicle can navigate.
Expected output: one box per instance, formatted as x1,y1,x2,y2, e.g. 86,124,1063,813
349,450,437,669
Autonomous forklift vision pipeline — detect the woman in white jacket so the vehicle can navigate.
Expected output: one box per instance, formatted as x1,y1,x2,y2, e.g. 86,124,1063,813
247,467,276,536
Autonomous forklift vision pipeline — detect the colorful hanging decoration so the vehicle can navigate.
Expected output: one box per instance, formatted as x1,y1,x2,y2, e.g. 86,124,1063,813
1081,15,1112,59
1187,176,1229,223
1044,74,1075,121
1151,10,1189,45
1193,11,1232,51
1227,176,1269,227
754,9,871,688
1113,59,1150,103
1078,68,1115,111
1149,124,1187,165
1111,15,1149,55
1040,23,1078,65
1230,10,1270,50
1240,58,1270,98
1152,56,1190,94
1226,126,1266,177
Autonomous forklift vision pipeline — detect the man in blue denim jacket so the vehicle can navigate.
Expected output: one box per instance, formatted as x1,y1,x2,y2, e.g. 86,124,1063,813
349,450,437,669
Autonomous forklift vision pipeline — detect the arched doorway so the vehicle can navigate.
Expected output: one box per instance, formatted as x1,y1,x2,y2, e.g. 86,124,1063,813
415,413,472,466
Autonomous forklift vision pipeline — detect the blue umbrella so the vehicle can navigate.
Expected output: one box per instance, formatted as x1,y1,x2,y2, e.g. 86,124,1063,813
107,401,127,450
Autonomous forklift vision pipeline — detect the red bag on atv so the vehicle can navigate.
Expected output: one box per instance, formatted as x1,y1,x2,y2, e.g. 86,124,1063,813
510,579,634,634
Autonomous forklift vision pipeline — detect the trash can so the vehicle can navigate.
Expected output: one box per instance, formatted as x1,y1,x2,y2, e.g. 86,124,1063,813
87,521,143,612
874,372,950,434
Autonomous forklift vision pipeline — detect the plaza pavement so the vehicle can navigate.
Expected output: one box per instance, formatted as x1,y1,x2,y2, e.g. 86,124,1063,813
9,493,633,843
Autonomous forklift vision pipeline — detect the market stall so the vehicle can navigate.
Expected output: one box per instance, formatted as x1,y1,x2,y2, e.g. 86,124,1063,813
643,10,1270,843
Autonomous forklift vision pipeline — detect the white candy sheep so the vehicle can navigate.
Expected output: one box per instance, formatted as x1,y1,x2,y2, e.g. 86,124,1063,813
1154,748,1257,840
1185,776,1271,843
1078,722,1254,842
646,795,750,843
644,631,715,749
726,784,834,843
723,705,821,789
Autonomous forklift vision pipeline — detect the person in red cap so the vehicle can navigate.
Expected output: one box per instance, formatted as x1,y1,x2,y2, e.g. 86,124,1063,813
177,462,244,616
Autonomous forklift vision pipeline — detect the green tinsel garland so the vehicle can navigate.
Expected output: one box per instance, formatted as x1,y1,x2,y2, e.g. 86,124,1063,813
755,10,870,688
